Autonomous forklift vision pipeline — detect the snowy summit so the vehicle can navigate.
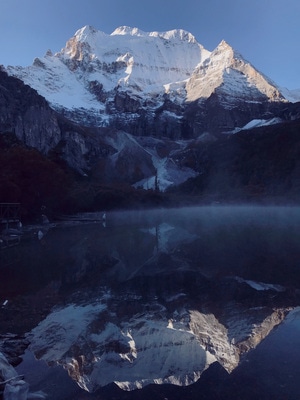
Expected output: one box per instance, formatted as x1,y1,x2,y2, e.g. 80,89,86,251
5,25,300,130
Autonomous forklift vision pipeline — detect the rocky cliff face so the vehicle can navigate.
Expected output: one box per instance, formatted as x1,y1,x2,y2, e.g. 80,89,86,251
0,68,61,154
0,69,195,188
0,68,107,175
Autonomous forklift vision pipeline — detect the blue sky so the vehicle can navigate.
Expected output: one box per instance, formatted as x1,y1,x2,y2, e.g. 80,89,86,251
0,0,299,89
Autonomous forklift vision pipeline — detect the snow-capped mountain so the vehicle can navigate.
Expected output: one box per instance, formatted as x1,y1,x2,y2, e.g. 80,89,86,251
3,26,300,195
6,25,208,128
6,25,299,136
186,39,284,103
7,25,209,104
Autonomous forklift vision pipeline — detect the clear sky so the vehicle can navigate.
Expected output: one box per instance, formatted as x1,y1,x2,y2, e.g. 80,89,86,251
0,0,299,89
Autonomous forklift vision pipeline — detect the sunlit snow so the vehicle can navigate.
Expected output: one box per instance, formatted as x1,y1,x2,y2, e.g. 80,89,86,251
227,117,283,133
6,24,299,132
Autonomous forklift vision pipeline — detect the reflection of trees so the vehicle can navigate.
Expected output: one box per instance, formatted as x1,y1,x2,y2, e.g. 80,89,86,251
155,224,159,252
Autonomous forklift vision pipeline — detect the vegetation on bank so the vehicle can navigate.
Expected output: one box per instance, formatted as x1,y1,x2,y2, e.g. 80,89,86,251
0,133,69,220
0,133,169,221
171,119,300,204
1,117,300,223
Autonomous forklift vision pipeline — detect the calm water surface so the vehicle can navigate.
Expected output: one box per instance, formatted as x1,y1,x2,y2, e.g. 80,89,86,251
1,206,300,399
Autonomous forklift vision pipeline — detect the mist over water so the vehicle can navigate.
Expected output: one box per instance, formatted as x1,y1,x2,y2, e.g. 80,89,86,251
1,205,300,399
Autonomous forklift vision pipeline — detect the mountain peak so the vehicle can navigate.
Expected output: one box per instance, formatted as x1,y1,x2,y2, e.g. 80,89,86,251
111,26,197,44
111,26,146,37
209,39,245,66
218,39,232,48
153,29,198,43
185,38,285,103
74,25,99,41
213,39,236,56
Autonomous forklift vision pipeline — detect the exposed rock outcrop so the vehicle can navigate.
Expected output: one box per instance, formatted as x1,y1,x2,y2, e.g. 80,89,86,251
0,68,61,154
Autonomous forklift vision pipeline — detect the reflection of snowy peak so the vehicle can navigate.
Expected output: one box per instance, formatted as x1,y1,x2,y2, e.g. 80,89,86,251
6,25,298,135
28,293,290,393
18,208,300,394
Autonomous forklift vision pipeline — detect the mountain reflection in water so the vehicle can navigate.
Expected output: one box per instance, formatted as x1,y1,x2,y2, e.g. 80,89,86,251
1,206,300,399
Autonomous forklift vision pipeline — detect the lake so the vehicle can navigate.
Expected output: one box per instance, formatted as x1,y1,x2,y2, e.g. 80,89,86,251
1,205,300,399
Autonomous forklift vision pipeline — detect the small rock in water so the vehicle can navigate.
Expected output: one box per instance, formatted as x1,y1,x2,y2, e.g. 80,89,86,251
41,214,49,224
37,231,43,240
3,379,29,400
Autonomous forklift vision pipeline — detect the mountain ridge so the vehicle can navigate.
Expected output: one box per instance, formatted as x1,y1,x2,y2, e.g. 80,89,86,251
6,25,299,136
1,27,300,210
